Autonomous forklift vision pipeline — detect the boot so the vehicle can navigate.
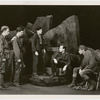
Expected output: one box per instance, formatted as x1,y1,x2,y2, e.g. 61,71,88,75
88,80,96,91
68,78,76,88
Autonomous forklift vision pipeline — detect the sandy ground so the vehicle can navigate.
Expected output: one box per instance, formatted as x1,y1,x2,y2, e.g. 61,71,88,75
0,84,100,95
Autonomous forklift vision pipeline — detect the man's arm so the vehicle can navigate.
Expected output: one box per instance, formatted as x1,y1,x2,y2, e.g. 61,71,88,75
0,38,6,61
0,39,3,55
12,37,21,61
31,35,37,53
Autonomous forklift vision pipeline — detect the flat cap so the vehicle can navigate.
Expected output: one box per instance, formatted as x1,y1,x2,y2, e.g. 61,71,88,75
16,27,23,32
79,45,87,50
1,26,9,31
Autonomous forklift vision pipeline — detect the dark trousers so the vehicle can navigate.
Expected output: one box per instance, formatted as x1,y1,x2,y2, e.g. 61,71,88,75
4,50,14,82
13,53,23,85
72,67,95,84
0,50,14,85
51,59,65,75
13,62,22,85
33,50,45,75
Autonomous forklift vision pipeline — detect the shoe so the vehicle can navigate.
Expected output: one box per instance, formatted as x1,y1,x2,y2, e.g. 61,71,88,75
77,81,86,86
50,74,57,78
41,73,47,76
1,84,9,88
72,86,77,90
68,83,75,88
33,73,38,77
13,83,21,87
74,86,83,90
0,86,7,89
88,87,94,91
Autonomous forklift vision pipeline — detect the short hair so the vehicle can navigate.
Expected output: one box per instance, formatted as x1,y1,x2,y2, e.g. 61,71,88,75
1,26,9,32
36,26,42,31
79,45,87,51
59,45,66,50
16,27,24,32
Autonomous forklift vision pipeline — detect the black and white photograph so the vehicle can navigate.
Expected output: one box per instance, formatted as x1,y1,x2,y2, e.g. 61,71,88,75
0,0,100,96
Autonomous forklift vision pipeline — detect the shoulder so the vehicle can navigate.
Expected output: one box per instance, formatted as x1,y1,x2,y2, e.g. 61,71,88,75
31,34,38,39
85,50,92,56
11,36,17,42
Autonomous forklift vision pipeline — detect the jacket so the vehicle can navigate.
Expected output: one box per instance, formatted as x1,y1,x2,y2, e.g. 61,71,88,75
31,33,45,52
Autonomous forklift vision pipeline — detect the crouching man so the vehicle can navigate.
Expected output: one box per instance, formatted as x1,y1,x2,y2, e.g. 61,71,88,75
51,45,70,77
68,45,98,91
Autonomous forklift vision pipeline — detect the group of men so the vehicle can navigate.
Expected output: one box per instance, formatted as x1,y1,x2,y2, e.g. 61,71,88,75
52,45,99,90
0,25,47,89
0,25,99,91
0,26,26,89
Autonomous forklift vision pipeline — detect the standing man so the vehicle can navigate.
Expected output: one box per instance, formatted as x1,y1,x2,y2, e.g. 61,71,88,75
31,27,46,77
11,27,25,87
0,26,10,89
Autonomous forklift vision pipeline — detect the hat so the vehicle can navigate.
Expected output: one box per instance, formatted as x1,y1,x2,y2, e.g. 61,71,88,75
1,26,9,32
16,27,23,32
79,45,87,51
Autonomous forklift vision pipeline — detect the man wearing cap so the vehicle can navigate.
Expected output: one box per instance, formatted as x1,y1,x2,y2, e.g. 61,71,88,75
0,26,10,89
31,27,46,77
68,45,98,91
11,27,25,87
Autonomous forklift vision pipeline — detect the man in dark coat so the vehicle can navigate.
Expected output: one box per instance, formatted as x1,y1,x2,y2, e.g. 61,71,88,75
11,27,25,87
68,45,98,91
31,27,46,77
51,45,69,77
0,26,10,88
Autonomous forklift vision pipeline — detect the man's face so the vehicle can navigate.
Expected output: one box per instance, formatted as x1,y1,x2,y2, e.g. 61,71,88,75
17,31,24,37
59,46,65,53
78,49,84,55
37,29,42,35
4,28,10,36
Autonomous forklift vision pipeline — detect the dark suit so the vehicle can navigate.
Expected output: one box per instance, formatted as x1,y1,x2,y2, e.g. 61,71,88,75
12,36,24,85
51,52,70,76
31,33,45,75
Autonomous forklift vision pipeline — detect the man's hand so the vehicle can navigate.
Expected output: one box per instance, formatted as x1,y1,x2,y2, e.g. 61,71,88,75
43,49,46,54
62,65,68,72
35,51,39,56
11,36,16,41
17,59,21,63
2,59,6,62
53,59,58,64
79,69,83,75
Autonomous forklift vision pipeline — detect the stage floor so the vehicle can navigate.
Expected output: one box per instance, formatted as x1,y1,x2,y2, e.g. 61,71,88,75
0,84,100,95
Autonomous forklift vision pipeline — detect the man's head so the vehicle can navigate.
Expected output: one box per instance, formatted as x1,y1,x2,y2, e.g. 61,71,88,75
16,27,24,38
78,45,87,55
59,45,66,53
36,27,42,35
1,26,10,36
